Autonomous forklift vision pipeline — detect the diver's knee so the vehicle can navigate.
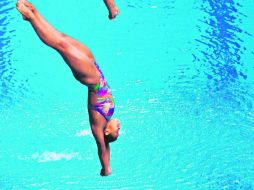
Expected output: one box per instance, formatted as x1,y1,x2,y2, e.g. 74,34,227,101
56,33,70,51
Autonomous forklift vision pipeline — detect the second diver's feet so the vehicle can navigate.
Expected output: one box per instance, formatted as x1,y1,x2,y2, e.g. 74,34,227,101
16,0,36,21
108,6,119,20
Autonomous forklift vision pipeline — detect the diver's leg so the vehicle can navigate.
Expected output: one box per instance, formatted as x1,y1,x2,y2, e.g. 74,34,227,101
21,0,93,57
16,0,98,84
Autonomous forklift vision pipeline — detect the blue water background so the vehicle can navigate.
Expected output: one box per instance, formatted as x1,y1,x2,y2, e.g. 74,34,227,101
1,0,254,189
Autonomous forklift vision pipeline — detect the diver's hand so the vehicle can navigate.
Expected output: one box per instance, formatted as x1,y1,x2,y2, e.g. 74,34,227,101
100,167,112,176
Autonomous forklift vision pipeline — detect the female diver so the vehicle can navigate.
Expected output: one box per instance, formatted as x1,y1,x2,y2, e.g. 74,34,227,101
16,0,120,176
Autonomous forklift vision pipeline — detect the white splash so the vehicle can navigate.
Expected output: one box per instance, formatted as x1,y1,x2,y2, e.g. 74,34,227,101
31,151,80,162
75,129,91,137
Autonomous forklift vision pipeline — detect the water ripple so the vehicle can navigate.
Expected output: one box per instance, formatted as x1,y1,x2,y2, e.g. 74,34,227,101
0,0,31,111
0,0,16,108
193,0,254,114
195,0,248,85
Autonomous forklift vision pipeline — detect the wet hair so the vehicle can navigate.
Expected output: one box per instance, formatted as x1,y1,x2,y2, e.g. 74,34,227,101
104,134,118,143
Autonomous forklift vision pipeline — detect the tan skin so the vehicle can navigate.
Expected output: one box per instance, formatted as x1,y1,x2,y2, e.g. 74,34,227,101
16,0,120,176
103,0,120,19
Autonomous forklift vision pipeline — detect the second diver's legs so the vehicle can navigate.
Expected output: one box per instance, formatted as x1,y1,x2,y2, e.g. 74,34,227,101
16,0,99,85
103,0,119,19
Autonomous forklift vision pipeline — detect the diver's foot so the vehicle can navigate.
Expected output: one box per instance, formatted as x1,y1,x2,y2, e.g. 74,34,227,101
108,6,119,20
16,0,35,21
23,0,36,12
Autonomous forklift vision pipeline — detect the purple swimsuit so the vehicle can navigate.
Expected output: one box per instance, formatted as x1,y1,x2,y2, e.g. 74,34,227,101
88,62,114,121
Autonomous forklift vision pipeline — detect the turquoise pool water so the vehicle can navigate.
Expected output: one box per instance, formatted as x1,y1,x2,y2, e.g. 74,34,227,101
1,0,254,189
